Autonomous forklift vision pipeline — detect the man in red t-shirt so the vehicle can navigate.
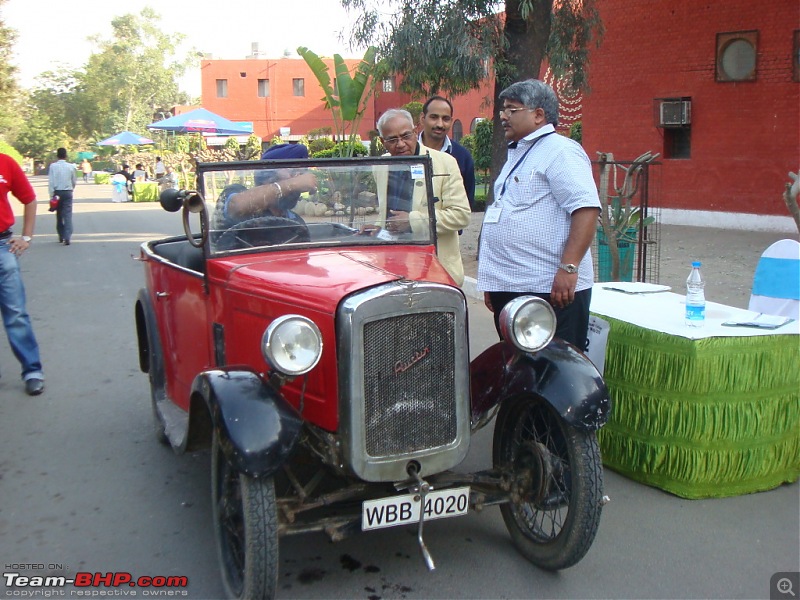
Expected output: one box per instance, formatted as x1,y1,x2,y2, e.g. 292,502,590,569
0,153,44,395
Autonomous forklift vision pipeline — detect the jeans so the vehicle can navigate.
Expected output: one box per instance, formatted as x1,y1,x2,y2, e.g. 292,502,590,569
55,189,74,242
0,240,43,380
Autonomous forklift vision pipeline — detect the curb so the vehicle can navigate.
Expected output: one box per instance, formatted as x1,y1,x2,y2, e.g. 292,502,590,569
461,276,482,301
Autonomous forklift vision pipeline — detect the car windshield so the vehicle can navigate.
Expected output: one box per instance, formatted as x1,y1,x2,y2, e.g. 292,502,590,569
198,156,437,256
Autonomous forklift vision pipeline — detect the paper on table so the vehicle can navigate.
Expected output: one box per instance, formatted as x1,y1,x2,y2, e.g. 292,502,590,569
722,313,794,329
601,282,672,294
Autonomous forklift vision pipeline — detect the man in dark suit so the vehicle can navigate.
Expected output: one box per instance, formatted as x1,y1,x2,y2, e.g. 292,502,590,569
418,96,476,210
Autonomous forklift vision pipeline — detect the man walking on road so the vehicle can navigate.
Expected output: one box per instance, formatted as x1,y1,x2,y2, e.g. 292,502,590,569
0,153,45,395
48,147,76,245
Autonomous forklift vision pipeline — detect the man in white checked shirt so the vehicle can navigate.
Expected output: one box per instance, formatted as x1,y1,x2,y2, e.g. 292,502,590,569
477,79,600,350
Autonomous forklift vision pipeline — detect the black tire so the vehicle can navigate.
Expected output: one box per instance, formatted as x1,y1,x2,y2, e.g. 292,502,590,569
136,291,169,445
493,394,604,570
216,216,310,251
211,432,279,600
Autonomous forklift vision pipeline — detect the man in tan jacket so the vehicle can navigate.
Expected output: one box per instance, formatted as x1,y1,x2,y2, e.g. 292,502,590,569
373,108,471,286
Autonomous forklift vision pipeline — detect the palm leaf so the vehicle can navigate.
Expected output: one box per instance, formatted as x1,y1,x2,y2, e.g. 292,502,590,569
297,47,337,108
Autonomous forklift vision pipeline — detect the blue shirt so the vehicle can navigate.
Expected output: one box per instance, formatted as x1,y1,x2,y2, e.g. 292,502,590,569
48,160,76,196
477,124,600,293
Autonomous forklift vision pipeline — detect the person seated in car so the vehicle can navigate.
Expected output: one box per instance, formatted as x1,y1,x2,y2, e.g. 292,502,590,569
214,144,317,230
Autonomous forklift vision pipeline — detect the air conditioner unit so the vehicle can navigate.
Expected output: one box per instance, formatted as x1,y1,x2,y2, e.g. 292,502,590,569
659,100,691,126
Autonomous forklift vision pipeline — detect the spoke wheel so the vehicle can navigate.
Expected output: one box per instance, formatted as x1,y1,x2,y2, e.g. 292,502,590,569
493,395,604,570
216,216,309,251
211,433,278,599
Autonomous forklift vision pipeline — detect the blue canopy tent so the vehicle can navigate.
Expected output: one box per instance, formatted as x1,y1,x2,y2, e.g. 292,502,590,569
97,131,155,146
146,108,253,135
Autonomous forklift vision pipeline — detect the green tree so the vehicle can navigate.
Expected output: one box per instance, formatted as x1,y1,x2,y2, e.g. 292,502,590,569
0,0,23,139
342,0,602,198
74,8,193,138
402,101,423,124
13,111,63,163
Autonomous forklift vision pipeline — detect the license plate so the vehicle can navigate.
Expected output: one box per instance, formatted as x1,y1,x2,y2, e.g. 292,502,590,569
362,486,470,531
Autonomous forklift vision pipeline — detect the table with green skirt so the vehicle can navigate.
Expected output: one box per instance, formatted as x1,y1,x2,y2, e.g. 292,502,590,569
132,181,159,202
590,284,799,499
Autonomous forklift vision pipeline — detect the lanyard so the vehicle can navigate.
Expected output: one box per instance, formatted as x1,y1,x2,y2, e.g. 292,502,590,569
499,131,555,198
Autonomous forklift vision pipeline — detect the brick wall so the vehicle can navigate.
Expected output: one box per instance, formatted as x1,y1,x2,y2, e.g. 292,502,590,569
582,0,799,215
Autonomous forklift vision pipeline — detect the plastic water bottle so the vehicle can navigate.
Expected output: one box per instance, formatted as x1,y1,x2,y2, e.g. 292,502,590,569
685,261,706,327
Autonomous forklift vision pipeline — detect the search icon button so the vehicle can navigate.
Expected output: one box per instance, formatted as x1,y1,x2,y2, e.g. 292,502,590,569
772,573,800,599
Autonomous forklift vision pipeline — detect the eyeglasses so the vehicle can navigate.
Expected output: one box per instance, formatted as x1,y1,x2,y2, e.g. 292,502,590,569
498,107,532,118
382,131,415,146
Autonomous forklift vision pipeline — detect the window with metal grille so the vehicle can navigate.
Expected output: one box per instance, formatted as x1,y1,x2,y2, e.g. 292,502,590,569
293,78,305,97
258,79,270,98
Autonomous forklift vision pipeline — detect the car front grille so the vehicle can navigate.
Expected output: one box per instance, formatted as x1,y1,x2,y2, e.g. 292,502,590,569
363,312,457,456
338,281,470,482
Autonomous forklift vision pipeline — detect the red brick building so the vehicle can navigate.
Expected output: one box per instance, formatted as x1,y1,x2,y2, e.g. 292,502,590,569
200,2,799,223
581,0,799,223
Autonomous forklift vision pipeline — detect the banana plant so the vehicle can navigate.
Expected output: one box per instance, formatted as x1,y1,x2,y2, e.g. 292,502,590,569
297,46,378,157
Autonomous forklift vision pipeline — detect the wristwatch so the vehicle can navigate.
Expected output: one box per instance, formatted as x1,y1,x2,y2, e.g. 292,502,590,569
559,263,578,274
21,235,32,243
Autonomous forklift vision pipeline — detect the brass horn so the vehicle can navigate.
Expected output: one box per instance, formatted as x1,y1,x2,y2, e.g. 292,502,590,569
159,189,206,213
184,191,205,213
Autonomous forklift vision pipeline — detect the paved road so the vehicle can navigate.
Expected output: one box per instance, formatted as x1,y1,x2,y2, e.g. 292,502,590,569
1,180,798,599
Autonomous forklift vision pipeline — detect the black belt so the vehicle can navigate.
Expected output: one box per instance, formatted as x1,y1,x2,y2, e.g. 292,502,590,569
0,229,12,239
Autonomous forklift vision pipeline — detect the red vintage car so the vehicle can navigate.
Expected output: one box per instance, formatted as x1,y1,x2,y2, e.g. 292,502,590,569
134,155,610,599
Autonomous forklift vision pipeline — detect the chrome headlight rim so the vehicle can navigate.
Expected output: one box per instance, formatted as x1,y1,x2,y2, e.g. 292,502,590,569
261,315,323,377
499,296,556,353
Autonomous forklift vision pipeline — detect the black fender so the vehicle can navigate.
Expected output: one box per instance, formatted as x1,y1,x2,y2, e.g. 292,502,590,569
191,369,303,477
470,339,610,431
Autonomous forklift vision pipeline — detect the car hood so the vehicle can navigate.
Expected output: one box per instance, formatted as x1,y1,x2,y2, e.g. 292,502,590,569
208,246,452,314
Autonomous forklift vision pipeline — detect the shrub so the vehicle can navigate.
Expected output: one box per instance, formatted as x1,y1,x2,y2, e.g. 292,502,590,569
308,137,335,154
569,121,582,144
459,134,475,155
0,141,24,165
311,141,369,158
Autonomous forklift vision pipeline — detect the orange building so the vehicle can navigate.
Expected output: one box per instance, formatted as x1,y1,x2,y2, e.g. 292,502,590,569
200,55,378,141
199,54,496,143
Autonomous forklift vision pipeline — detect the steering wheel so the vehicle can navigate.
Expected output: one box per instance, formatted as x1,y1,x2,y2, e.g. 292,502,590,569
215,216,310,251
182,195,209,249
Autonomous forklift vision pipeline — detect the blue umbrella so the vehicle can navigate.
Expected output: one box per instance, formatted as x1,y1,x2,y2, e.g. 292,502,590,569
146,108,252,135
97,131,155,146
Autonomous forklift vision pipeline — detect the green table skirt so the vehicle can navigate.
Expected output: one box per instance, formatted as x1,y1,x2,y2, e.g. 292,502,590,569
596,316,800,498
133,182,159,202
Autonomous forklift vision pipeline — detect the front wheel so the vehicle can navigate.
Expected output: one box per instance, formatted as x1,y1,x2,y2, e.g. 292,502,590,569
493,395,604,570
211,432,279,599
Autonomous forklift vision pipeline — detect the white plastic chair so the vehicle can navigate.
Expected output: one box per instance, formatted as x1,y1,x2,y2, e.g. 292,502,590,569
748,239,800,320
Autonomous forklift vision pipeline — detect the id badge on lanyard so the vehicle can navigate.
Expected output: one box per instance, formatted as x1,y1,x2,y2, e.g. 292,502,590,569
484,201,502,223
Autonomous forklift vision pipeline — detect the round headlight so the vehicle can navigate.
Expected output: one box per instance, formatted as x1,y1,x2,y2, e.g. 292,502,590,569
261,315,323,376
499,296,556,353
